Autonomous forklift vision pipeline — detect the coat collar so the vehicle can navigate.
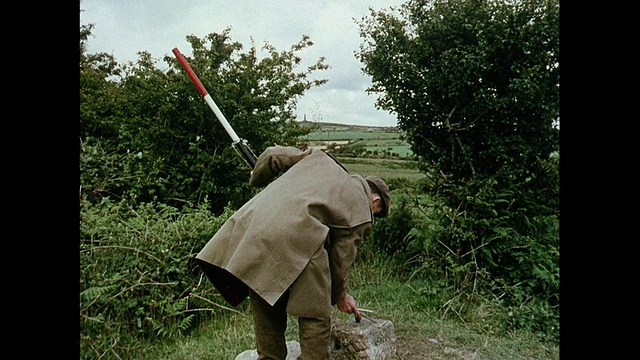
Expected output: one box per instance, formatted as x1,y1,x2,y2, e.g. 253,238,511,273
320,150,349,173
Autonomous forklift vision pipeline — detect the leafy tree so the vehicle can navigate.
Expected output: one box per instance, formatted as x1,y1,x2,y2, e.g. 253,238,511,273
80,24,151,203
357,0,559,339
80,25,328,212
358,0,558,182
80,24,123,140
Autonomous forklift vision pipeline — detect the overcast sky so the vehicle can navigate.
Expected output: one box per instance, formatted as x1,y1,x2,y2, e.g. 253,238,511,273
80,0,406,127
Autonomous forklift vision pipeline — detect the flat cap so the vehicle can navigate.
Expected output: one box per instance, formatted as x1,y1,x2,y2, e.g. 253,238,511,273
365,175,391,217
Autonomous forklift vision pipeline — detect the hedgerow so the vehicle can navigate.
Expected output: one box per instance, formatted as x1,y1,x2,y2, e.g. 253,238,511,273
80,197,234,359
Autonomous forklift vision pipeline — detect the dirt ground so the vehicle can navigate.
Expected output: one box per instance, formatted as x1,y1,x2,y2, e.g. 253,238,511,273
393,332,480,360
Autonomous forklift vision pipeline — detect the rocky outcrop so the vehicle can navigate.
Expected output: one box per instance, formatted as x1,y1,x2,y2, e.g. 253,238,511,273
330,317,396,359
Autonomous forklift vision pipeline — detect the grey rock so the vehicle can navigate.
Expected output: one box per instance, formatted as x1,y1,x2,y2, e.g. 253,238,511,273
330,317,397,359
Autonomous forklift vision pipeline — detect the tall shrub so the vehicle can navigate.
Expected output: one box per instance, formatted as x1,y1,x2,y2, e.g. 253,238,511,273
357,0,559,340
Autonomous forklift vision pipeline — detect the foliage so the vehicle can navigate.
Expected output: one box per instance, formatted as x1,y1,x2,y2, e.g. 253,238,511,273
364,192,417,261
356,0,560,212
360,176,558,342
79,197,235,359
356,0,559,341
372,157,560,341
80,25,328,213
358,0,559,180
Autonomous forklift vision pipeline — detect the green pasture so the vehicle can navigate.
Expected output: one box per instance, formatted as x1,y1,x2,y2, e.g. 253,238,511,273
357,140,414,158
337,157,425,180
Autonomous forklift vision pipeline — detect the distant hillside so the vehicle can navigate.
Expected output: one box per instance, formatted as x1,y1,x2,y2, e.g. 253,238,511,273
298,120,397,132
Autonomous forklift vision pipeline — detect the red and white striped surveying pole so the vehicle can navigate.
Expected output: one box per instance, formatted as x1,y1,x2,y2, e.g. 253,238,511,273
172,47,257,168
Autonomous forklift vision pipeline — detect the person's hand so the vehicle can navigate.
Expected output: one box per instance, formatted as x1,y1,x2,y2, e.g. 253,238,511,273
337,294,362,322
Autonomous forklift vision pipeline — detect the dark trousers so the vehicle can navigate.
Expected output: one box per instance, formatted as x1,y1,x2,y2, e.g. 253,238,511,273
249,289,331,360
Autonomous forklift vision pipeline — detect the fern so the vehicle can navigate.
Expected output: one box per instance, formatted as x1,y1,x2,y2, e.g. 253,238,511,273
178,314,195,332
80,284,118,307
145,312,195,338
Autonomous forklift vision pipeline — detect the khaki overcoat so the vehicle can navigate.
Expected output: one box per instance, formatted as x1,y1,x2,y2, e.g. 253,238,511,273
196,145,374,318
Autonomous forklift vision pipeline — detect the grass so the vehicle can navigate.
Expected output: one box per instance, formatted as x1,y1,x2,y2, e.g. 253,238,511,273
337,157,426,180
141,253,559,360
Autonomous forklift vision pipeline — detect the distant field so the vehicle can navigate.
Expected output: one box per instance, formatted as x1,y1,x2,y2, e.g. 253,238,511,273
300,122,415,159
358,140,414,158
298,122,422,179
336,158,425,180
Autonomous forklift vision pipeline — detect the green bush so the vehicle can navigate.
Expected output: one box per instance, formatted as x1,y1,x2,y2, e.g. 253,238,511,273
362,166,559,343
80,198,234,359
362,178,436,270
365,193,416,260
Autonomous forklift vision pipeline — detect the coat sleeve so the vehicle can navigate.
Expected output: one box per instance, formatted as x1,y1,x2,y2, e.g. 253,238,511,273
327,222,372,305
249,145,313,187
